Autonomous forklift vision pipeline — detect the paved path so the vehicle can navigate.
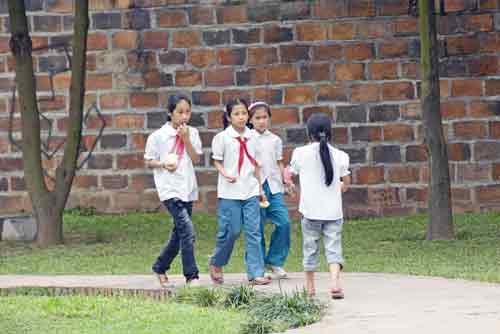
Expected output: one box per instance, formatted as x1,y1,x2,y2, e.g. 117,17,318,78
1,273,500,333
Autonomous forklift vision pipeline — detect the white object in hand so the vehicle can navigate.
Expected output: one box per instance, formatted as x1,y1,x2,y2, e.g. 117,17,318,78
165,153,178,168
259,200,270,208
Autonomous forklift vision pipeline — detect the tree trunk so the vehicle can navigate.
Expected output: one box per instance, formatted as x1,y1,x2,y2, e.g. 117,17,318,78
8,0,89,247
419,0,455,240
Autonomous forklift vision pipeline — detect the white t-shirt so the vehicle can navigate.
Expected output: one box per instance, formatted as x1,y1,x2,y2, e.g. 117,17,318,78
290,143,350,221
144,122,203,202
212,126,260,200
253,129,284,194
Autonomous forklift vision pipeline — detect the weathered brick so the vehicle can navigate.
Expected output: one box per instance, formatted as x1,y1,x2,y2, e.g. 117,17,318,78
270,107,300,125
313,45,343,61
356,166,385,184
468,101,500,118
157,10,188,27
370,105,400,122
248,3,280,22
391,18,418,37
38,95,66,112
208,110,224,129
87,154,113,169
33,15,62,32
280,45,310,63
378,0,408,16
284,86,315,104
280,1,311,20
345,148,367,164
216,5,248,24
10,176,26,191
147,111,167,129
302,106,332,123
222,90,252,104
368,187,400,205
248,47,278,65
382,82,415,100
332,126,349,144
159,50,186,65
439,59,467,77
329,22,356,40
446,0,478,12
384,124,414,142
73,175,98,189
453,121,488,139
378,39,409,58
117,153,143,170
175,70,202,87
457,164,491,183
318,84,348,102
172,30,201,48
100,93,128,110
474,141,500,161
485,79,500,96
203,30,231,46
0,177,7,191
336,105,366,123
144,71,173,88
131,133,147,150
406,145,428,162
237,67,269,86
344,42,374,60
205,68,234,87
130,92,159,108
189,6,215,25
217,48,246,66
297,22,328,41
351,83,380,102
115,114,144,129
448,143,471,161
86,74,113,91
269,64,298,84
123,9,150,30
446,35,480,56
232,28,261,44
264,25,293,43
87,33,108,50
112,31,139,49
490,121,500,138
369,62,398,80
468,56,499,76
407,187,428,202
493,163,500,180
101,134,127,149
142,31,168,49
476,185,500,202
373,146,401,163
286,128,307,144
451,79,483,97
253,88,283,105
93,13,122,30
311,1,346,19
440,101,467,119
102,175,128,190
187,49,216,68
192,91,220,106
335,63,364,81
300,63,331,82
352,126,382,141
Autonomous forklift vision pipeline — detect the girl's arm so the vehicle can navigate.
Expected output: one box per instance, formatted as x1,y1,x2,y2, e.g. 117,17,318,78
340,175,351,193
145,159,166,169
254,164,267,203
179,125,200,164
213,159,237,183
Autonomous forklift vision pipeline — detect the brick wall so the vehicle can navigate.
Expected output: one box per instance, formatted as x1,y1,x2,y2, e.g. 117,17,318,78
0,0,499,218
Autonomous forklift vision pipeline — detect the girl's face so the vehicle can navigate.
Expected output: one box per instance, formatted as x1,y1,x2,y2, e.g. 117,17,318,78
227,104,249,130
249,107,270,133
170,99,191,128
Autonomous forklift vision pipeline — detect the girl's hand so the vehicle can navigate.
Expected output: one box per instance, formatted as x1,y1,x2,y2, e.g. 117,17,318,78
259,193,269,208
341,181,348,193
285,182,297,197
224,174,237,183
178,124,190,142
165,162,178,172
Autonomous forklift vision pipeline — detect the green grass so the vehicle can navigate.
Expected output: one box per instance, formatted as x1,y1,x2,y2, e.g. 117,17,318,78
0,295,245,334
1,211,500,283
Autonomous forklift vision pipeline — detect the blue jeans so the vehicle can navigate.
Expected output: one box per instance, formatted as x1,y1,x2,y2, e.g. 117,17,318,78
152,198,199,281
260,181,290,267
210,196,265,280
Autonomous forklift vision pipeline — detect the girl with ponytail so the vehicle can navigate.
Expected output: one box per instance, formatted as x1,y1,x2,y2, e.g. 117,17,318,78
286,113,351,299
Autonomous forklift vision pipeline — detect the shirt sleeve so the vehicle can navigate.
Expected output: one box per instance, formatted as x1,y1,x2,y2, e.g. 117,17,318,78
144,133,159,161
339,152,350,177
190,128,203,155
211,133,224,161
275,137,283,161
289,148,300,174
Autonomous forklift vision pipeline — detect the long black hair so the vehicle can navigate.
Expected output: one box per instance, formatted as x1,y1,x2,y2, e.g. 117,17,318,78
223,98,249,129
166,94,191,121
247,101,272,129
307,113,334,186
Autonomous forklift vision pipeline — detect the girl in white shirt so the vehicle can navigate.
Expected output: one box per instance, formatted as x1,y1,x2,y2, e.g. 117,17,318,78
209,98,271,285
287,113,351,299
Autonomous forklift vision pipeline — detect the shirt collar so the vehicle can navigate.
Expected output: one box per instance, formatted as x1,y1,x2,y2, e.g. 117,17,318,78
161,122,177,136
226,125,252,139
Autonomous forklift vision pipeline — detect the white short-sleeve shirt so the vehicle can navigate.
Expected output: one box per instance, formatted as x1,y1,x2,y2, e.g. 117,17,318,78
253,129,284,194
144,122,203,202
290,143,350,221
212,126,260,200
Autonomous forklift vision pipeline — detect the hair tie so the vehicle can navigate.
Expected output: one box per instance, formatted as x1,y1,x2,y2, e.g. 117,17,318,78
319,132,326,140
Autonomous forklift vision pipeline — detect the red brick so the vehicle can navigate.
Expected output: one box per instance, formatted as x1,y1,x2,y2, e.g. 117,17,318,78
448,143,471,161
493,163,500,180
190,7,215,25
112,31,139,49
86,74,113,91
388,166,419,183
329,22,356,40
237,68,269,86
380,39,410,58
270,107,299,125
130,92,159,108
451,79,483,97
172,30,201,48
351,84,380,102
142,31,169,49
440,101,466,119
284,86,315,104
175,70,202,87
491,121,500,138
406,145,428,162
87,33,108,51
280,45,310,63
356,21,387,38
335,63,364,81
356,166,385,185
53,73,71,90
391,18,418,36
352,126,382,141
188,49,216,68
369,62,398,80
465,14,493,32
468,56,499,76
331,127,348,144
115,114,144,129
248,47,278,66
311,1,346,19
157,10,188,27
217,6,248,24
269,65,298,84
368,187,400,205
192,91,220,106
348,0,375,17
407,187,428,202
485,80,500,96
317,84,348,102
102,175,129,190
379,0,408,16
457,164,491,183
401,62,419,79
476,185,500,202
301,63,331,82
480,32,500,53
383,82,415,100
344,43,374,60
384,124,414,141
216,48,246,66
453,121,488,139
205,68,234,87
446,35,480,56
302,106,332,123
117,153,143,169
131,133,148,150
208,110,224,129
474,141,500,161
263,25,294,43
222,90,252,104
296,22,328,41
131,174,155,190
479,0,499,9
313,45,343,61
252,88,282,105
38,95,66,112
47,0,73,13
73,175,98,189
0,158,23,172
446,0,478,12
469,101,500,118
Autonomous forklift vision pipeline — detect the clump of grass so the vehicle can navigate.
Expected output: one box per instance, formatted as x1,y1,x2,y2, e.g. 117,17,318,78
223,285,256,309
174,286,223,308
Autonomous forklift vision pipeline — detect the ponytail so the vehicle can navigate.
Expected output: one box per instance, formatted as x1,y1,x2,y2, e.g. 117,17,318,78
319,132,334,186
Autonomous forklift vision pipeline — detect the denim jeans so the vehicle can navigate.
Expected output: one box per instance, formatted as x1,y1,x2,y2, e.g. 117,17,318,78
152,198,199,281
260,181,290,267
301,217,344,272
210,196,265,280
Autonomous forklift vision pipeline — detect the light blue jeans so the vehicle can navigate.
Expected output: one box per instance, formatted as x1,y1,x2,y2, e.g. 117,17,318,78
301,217,344,271
210,196,265,280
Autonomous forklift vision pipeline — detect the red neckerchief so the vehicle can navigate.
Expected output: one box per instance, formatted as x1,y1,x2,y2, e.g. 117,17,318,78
170,134,185,162
236,136,257,174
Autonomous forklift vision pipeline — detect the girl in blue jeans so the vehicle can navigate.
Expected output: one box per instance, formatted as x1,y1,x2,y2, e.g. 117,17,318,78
287,113,351,299
209,98,271,285
144,95,203,287
248,101,291,279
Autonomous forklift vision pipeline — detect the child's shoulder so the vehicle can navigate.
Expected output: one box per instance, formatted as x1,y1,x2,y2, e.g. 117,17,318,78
329,145,350,160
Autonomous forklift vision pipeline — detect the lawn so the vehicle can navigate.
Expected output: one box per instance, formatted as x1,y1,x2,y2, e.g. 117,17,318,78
1,211,500,283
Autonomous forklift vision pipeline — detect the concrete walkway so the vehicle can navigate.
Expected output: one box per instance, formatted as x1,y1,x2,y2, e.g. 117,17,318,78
1,273,500,333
